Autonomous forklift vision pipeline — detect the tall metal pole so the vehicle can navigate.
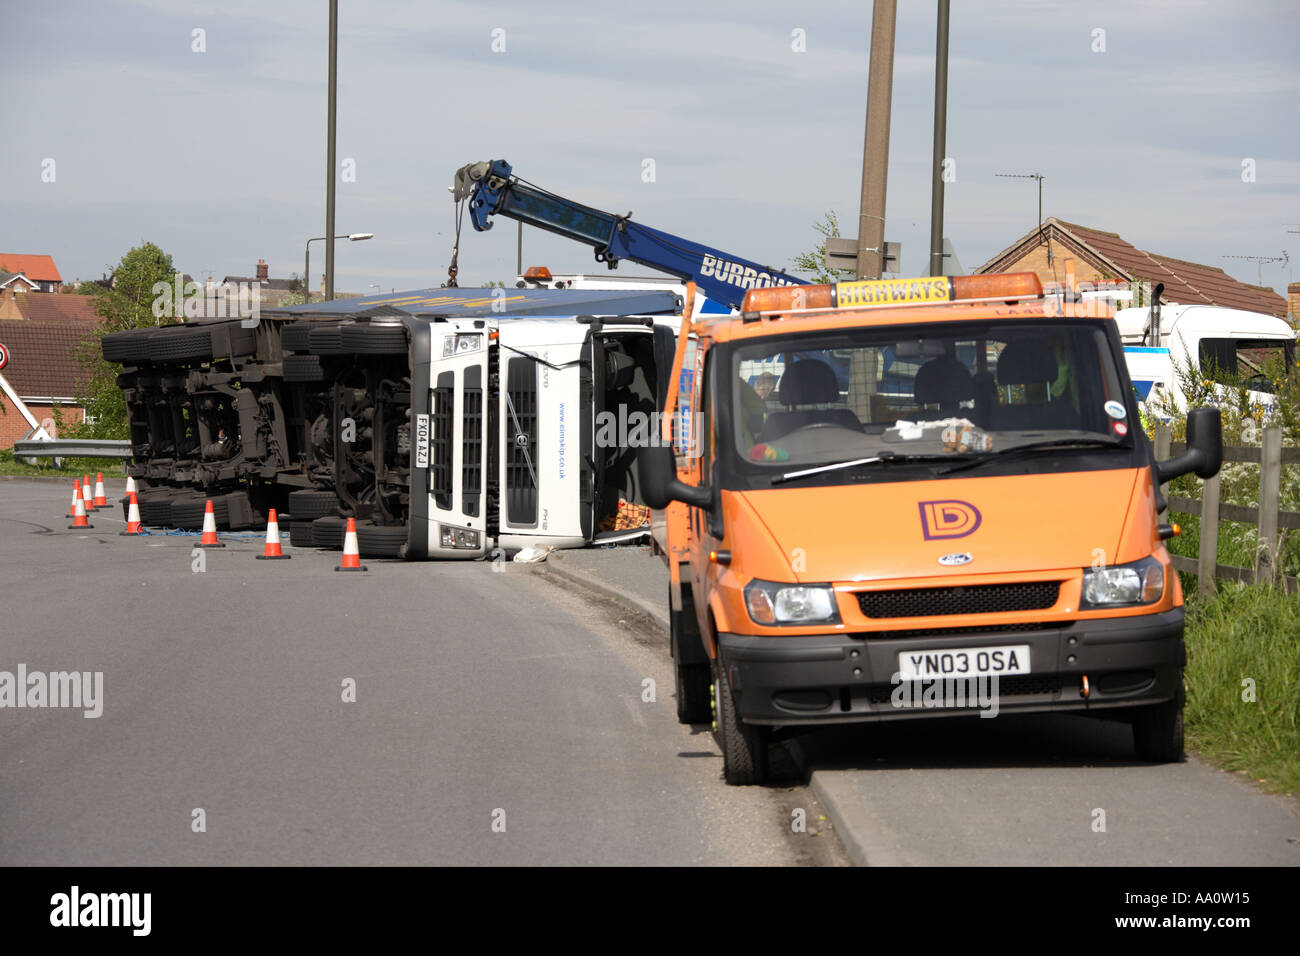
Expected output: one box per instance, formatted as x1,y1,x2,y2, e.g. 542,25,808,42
325,0,338,300
856,0,896,280
928,0,950,276
517,221,523,276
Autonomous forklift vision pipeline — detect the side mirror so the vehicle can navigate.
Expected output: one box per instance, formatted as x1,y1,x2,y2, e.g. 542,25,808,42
638,444,711,510
1156,407,1223,483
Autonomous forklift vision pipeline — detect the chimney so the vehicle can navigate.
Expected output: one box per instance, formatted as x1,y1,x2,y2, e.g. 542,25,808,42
256,259,269,282
320,274,326,297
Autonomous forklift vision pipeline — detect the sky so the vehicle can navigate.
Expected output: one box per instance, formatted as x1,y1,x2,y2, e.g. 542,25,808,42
2,0,1297,297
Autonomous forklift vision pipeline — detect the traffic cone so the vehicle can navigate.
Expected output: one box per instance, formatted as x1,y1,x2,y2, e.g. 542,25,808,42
92,473,108,509
82,476,95,511
69,479,82,518
121,476,137,521
68,494,93,529
196,499,225,548
120,492,144,536
335,517,367,572
125,475,137,497
256,509,291,560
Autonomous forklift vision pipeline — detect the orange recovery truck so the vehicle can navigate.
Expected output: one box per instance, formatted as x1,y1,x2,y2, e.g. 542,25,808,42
639,271,1222,784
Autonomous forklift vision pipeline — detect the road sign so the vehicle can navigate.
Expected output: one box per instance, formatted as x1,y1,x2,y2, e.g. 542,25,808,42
826,238,900,273
0,342,8,370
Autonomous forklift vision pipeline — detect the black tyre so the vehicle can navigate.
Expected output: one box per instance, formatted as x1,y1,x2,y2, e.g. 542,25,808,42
287,489,340,521
168,494,229,530
280,322,315,352
341,322,408,355
355,521,408,558
1131,676,1185,763
311,515,347,550
308,324,345,355
672,591,712,724
713,657,770,786
284,354,327,382
137,491,178,527
102,329,154,363
288,520,315,549
147,325,213,363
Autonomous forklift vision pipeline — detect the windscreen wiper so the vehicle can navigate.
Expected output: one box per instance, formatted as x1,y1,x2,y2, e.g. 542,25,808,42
772,452,973,485
937,437,1129,475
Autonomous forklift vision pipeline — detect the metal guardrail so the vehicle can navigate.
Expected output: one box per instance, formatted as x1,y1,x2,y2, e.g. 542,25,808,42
12,439,133,459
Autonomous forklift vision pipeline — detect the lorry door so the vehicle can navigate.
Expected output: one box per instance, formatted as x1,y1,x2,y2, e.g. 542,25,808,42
687,347,722,644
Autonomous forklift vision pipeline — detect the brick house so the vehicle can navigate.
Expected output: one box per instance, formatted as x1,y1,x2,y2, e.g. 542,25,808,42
0,253,63,293
0,271,40,308
976,219,1289,320
0,294,101,447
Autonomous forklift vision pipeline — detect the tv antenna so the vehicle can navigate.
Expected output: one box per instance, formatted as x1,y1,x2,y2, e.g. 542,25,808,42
996,172,1046,258
1222,252,1289,286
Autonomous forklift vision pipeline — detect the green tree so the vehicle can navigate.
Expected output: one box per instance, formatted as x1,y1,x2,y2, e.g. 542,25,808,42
790,210,858,285
71,242,180,438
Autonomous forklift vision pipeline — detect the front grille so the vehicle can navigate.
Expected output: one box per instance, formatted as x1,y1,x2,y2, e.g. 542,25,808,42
462,387,482,517
865,622,1067,640
857,581,1061,619
430,386,453,510
505,357,538,526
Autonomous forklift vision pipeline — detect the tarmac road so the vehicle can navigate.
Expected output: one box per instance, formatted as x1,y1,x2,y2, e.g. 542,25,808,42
0,479,846,866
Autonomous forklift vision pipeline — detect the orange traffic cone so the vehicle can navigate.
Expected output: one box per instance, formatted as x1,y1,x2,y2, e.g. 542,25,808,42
81,476,95,511
68,494,94,529
120,492,144,536
256,509,291,560
121,475,138,521
92,473,108,509
196,499,225,548
69,479,82,518
335,517,367,572
125,475,137,496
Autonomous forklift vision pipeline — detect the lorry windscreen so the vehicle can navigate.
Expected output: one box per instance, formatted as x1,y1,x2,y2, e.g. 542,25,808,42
728,319,1135,485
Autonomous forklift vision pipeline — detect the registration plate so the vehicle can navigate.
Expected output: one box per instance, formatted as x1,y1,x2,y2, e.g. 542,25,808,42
898,644,1030,680
414,413,431,469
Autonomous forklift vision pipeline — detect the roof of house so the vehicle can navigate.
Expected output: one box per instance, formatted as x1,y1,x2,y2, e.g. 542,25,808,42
0,271,40,290
0,254,62,283
221,275,297,291
977,218,1288,318
0,320,94,399
6,292,102,323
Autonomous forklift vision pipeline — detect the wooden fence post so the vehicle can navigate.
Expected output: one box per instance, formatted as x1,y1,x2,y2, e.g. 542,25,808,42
1154,424,1171,514
1255,426,1282,587
1198,472,1220,598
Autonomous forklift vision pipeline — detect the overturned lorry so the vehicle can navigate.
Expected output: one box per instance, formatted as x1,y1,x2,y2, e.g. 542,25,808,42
102,286,682,558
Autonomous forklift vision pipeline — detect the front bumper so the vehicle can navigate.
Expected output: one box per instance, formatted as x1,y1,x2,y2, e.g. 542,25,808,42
718,608,1184,726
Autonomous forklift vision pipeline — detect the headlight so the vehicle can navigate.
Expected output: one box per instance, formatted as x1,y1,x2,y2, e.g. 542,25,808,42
744,580,840,625
442,333,482,357
440,525,480,550
1081,556,1164,607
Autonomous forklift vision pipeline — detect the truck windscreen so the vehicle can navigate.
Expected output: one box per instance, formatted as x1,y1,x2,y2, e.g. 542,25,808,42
730,320,1132,476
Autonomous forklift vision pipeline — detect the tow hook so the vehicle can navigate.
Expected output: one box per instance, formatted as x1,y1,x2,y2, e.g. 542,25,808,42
1081,674,1091,699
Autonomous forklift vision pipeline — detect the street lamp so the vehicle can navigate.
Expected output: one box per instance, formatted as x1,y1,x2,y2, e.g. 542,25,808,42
304,233,373,303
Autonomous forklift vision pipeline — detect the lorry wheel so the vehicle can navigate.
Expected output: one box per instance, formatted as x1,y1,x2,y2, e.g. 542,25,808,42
287,489,340,520
355,521,408,558
308,325,345,355
1131,676,1185,763
284,354,327,382
169,494,229,529
310,515,347,550
672,609,712,724
713,658,770,786
341,323,408,355
279,322,315,352
288,519,315,549
102,329,154,363
147,326,213,363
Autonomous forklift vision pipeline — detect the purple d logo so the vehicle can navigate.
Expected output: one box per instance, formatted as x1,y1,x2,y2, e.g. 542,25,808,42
919,500,981,540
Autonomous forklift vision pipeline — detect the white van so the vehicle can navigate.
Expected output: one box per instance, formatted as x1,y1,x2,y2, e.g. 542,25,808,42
1116,303,1295,414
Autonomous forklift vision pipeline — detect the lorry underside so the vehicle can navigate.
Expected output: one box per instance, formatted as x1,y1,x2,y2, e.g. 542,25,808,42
102,314,661,558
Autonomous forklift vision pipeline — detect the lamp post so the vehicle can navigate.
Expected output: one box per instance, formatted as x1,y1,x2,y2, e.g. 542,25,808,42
304,232,372,302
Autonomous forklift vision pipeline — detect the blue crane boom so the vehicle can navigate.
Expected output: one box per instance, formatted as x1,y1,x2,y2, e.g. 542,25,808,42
452,160,807,311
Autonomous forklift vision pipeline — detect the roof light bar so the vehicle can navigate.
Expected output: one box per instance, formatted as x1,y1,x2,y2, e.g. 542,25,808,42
740,272,1043,314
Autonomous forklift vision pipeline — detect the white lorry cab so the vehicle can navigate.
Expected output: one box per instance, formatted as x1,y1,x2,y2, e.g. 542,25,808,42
407,311,681,559
1115,303,1296,414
